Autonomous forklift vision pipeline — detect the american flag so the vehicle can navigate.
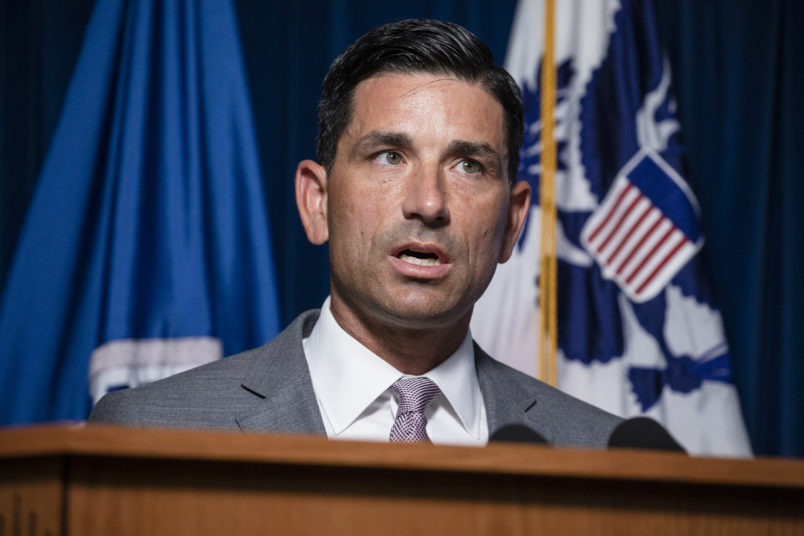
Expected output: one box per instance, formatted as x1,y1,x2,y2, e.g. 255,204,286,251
581,150,702,302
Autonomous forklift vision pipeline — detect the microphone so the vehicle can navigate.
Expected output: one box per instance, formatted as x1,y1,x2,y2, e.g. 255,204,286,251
489,424,549,445
607,417,686,453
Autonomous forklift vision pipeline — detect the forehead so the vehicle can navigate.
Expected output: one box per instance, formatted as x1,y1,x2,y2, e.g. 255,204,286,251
344,73,505,149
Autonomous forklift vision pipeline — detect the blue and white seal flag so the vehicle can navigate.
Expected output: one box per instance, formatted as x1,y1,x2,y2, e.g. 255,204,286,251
471,0,752,456
0,0,280,425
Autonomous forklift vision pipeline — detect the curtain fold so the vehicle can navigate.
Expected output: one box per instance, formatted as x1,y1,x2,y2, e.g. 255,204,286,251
655,0,803,456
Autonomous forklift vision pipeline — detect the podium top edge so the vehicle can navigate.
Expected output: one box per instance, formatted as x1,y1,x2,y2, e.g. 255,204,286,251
1,423,802,489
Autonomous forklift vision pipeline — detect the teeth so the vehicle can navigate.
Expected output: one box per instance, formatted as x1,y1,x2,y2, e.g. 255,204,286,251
400,253,441,266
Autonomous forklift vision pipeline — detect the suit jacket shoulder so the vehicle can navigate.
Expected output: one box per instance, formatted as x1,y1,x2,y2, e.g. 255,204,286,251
90,310,621,449
475,343,622,448
89,310,326,435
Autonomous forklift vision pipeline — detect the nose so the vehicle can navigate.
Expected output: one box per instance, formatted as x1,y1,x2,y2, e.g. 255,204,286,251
401,163,450,227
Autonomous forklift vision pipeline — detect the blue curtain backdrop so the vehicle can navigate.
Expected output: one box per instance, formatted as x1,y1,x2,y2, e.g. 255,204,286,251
1,0,801,457
653,0,804,457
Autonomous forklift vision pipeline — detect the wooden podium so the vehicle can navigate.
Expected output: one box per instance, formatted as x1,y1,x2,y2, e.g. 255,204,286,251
1,425,803,535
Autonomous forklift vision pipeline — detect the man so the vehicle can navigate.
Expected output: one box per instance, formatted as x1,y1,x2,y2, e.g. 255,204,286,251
90,19,621,447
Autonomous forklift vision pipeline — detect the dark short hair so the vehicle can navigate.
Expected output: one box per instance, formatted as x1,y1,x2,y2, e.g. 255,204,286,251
317,18,523,185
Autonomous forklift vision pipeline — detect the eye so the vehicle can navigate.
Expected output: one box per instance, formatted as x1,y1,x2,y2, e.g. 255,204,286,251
383,151,403,165
459,159,482,174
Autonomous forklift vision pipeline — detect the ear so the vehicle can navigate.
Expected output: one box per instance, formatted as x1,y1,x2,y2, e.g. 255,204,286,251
295,159,329,245
498,180,531,263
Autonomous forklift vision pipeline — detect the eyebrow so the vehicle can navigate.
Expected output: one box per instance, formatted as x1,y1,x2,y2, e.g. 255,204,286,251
350,131,413,160
446,140,500,161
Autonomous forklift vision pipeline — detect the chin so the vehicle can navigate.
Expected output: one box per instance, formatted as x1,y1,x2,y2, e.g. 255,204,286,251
374,296,471,329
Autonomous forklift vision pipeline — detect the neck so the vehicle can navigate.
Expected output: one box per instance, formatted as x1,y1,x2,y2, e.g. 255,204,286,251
328,297,471,375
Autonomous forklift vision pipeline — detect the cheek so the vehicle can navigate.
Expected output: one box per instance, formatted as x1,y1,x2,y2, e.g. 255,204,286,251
464,199,509,251
473,225,505,268
351,182,399,239
329,192,383,256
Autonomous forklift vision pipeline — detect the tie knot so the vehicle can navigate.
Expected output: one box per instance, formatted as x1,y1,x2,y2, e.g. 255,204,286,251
391,377,440,414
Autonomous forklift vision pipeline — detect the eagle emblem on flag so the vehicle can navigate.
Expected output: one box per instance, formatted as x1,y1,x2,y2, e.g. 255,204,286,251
471,0,752,456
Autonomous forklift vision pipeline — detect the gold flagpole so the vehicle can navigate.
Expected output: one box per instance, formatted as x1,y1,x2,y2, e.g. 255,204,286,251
538,0,558,387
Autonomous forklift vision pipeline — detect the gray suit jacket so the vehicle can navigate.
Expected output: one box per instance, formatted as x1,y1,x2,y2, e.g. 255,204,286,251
90,310,622,448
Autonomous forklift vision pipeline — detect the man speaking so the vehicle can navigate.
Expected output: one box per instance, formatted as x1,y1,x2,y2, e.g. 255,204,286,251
90,18,621,447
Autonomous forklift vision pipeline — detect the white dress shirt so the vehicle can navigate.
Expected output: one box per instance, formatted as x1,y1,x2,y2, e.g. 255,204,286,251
302,297,488,446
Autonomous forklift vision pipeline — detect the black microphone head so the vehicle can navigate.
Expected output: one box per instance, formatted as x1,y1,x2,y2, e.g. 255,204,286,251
490,424,549,445
607,417,686,453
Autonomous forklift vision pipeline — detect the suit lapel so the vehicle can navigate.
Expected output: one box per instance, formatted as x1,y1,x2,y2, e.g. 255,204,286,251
235,311,327,436
231,316,541,438
474,342,540,435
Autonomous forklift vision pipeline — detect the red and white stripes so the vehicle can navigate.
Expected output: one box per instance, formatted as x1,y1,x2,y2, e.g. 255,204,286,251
581,163,698,302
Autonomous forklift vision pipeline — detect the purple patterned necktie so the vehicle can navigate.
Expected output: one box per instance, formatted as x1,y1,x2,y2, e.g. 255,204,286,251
389,377,441,444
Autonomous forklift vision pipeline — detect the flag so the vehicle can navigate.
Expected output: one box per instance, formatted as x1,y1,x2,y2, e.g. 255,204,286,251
0,0,280,424
471,0,752,456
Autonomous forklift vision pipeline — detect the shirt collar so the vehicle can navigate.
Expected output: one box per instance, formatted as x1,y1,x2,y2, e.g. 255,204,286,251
304,297,481,438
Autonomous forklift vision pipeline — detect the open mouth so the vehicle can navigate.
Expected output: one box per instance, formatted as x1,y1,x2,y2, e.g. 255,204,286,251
398,249,442,266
